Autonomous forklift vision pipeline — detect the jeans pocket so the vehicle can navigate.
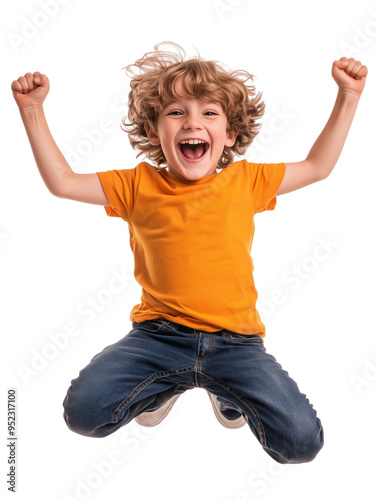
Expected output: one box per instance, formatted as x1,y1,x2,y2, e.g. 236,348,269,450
133,319,166,334
226,331,263,344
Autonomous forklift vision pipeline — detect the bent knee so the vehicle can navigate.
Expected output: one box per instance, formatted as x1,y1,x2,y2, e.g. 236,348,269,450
62,390,115,438
266,416,324,464
290,426,324,463
63,396,97,437
281,421,324,464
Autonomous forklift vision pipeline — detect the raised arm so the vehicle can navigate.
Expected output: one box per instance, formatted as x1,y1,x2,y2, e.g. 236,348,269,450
277,57,368,196
11,72,109,205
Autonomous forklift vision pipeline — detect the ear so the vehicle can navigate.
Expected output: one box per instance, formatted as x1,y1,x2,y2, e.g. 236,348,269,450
145,125,161,146
224,130,238,147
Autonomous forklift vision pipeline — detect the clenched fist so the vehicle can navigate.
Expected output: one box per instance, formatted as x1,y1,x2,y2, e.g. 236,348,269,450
332,58,368,97
11,72,50,111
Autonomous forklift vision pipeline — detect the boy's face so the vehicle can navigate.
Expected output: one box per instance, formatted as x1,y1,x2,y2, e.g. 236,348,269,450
146,79,237,181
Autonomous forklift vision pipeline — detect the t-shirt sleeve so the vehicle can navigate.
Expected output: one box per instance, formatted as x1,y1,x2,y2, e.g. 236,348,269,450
248,162,286,213
96,168,137,222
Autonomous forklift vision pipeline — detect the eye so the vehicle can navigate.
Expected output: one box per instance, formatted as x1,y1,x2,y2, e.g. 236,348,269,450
167,111,183,116
204,111,218,116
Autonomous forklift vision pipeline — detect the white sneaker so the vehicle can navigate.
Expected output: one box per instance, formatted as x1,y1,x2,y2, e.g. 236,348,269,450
135,394,181,427
207,391,246,429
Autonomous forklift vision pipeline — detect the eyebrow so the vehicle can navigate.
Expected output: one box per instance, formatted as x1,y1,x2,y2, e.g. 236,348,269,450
163,99,223,109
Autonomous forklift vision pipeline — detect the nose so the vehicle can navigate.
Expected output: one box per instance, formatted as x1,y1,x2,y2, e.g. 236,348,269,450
183,112,203,130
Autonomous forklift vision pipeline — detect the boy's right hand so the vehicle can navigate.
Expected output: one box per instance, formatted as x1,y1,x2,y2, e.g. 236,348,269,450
11,72,50,111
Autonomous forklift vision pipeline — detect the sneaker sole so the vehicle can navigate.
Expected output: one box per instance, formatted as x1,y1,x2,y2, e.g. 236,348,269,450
135,394,181,427
207,392,246,429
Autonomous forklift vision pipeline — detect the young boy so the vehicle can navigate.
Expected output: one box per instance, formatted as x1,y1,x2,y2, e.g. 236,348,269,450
11,42,367,464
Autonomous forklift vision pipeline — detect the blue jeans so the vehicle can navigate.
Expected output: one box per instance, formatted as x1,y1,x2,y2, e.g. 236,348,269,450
63,319,324,464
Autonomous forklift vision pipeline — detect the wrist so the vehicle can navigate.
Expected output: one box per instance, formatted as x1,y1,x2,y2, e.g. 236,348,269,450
19,104,44,115
337,87,362,101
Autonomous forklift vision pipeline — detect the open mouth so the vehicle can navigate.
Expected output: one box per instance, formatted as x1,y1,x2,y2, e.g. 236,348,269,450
178,140,210,161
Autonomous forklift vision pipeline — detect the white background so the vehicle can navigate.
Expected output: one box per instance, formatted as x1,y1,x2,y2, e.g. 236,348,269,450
2,0,377,499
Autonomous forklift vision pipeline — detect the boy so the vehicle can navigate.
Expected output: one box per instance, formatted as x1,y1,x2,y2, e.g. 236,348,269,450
11,42,367,464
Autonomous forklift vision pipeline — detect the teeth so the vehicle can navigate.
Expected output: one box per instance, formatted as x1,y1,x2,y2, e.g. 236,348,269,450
179,139,207,145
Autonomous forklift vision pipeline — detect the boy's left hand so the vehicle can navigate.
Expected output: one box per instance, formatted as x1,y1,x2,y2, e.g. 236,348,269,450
332,57,368,97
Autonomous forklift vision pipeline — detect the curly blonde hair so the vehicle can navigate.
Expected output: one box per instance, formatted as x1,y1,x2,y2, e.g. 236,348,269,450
121,42,265,169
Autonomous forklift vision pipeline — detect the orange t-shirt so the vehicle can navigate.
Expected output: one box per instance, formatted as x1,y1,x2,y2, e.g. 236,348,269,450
96,159,285,336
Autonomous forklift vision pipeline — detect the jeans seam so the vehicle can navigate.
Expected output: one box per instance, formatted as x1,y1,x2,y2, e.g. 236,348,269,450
112,367,194,422
196,334,216,363
198,370,267,447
